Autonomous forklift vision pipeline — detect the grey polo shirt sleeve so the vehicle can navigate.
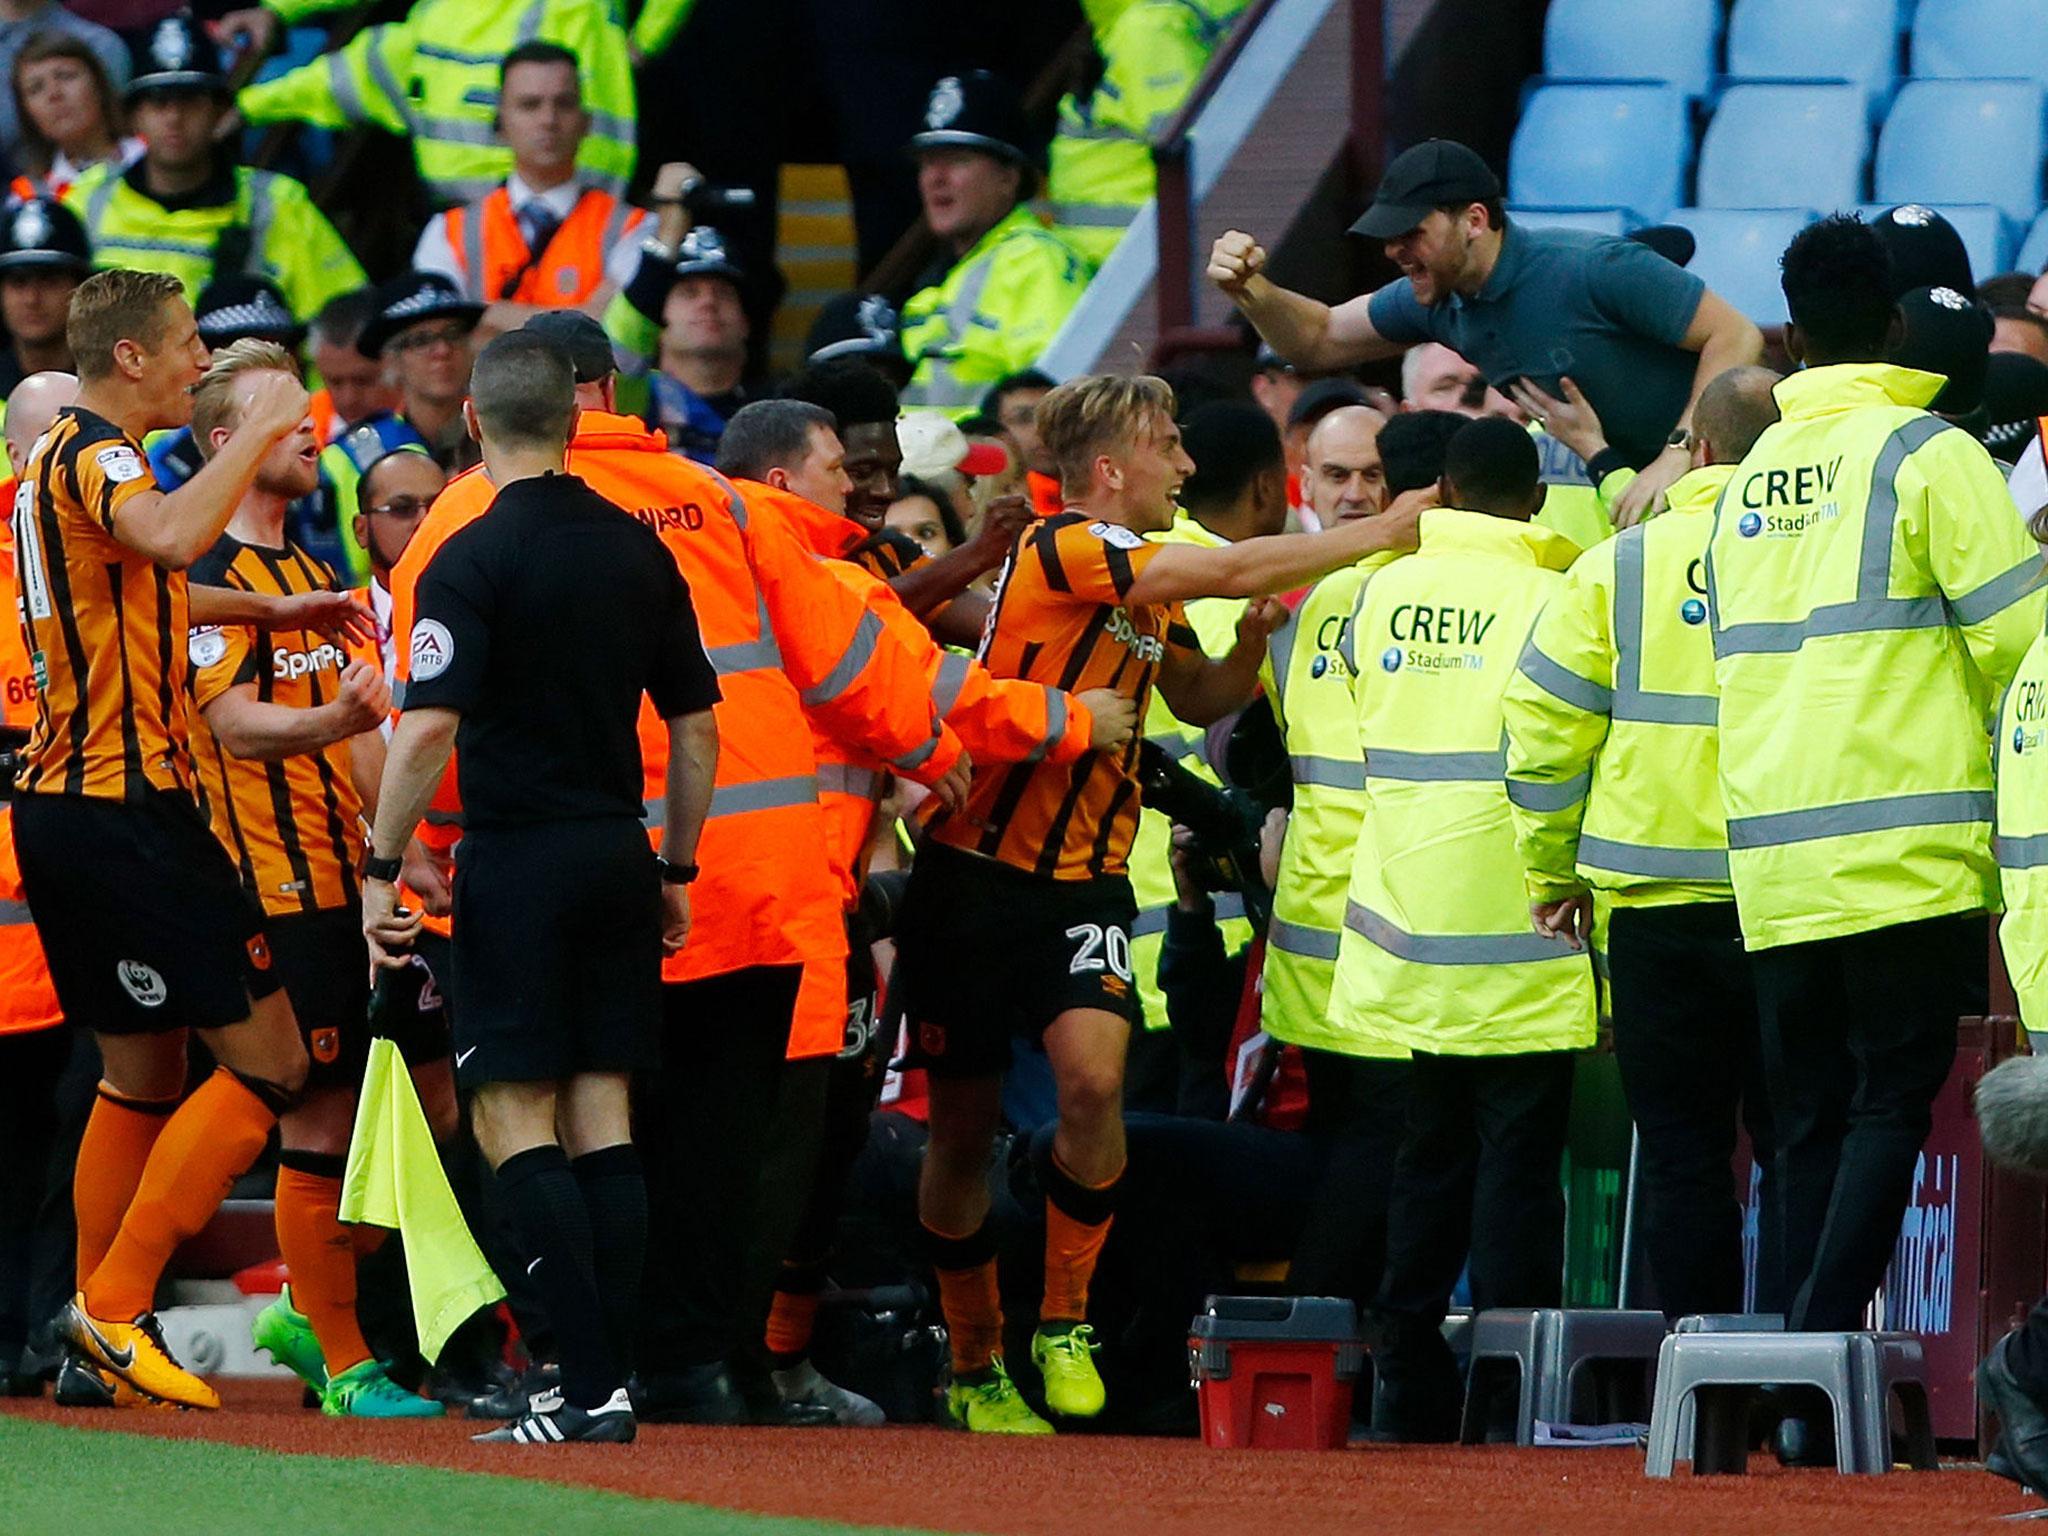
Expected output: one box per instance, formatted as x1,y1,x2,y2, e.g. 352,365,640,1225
1365,278,1437,345
1582,238,1707,349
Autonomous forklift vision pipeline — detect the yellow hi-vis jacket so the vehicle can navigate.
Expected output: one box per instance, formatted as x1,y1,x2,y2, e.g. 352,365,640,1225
1126,514,1251,1031
1997,617,2048,1030
1257,549,1407,1056
1503,463,1734,908
1330,509,1596,1055
1705,363,2046,950
238,0,637,208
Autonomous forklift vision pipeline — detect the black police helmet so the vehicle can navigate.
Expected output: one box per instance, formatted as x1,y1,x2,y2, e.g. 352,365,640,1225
0,197,90,275
908,71,1042,178
125,13,230,103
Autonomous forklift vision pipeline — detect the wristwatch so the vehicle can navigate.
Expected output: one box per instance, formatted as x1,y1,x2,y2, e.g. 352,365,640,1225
656,856,700,885
1666,427,1694,452
364,853,404,884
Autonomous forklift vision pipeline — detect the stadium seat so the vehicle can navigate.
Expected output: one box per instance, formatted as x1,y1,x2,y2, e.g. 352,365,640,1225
1669,208,1818,324
1695,84,1869,211
1542,0,1720,99
1874,79,2044,223
1503,206,1637,237
1726,0,1901,114
1858,202,2016,283
1911,0,2048,84
1508,84,1690,222
2017,207,2048,272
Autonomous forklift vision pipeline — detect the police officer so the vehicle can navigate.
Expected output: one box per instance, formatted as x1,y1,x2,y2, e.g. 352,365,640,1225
0,197,88,395
899,71,1090,416
363,330,722,1447
227,0,636,207
1503,367,1784,1324
1704,217,2044,1357
1330,417,1594,1440
355,272,486,472
66,16,364,323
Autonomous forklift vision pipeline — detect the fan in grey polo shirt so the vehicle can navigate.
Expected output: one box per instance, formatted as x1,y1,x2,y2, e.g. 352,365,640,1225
1209,139,1763,529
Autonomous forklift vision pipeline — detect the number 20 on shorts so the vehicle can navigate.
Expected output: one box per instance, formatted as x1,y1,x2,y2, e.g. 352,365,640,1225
1066,922,1133,979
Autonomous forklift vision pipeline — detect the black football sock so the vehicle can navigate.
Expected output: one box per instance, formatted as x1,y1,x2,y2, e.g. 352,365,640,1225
494,1144,616,1409
571,1143,647,1377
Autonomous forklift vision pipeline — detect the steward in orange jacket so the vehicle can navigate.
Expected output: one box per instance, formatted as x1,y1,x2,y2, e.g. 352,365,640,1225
435,185,645,308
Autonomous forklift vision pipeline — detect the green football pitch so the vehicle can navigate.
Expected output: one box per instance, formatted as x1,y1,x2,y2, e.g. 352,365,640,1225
0,1416,936,1536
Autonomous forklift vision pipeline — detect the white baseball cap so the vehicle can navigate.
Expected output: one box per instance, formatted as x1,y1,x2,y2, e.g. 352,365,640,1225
897,414,1010,480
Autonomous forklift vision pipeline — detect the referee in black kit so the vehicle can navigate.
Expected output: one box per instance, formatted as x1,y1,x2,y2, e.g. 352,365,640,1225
362,330,722,1447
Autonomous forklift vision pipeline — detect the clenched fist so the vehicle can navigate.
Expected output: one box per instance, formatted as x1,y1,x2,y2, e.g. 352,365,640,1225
1077,686,1137,752
1208,230,1268,301
331,660,391,735
239,370,313,443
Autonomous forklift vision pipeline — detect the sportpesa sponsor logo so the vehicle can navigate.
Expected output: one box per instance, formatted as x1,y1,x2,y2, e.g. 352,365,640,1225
274,642,345,680
1106,606,1164,662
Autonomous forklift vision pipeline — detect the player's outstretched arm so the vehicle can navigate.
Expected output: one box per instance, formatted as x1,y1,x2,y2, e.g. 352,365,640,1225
1156,597,1287,727
203,660,390,762
1124,488,1429,608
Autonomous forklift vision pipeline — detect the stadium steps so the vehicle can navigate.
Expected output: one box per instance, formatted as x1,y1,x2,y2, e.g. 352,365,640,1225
769,164,860,377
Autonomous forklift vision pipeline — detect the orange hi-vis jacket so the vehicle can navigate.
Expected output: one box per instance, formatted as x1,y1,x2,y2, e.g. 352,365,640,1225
744,479,1091,902
0,514,62,1037
394,413,962,1058
440,185,645,306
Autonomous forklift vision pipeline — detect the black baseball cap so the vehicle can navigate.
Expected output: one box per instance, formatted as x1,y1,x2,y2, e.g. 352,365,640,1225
522,309,615,384
1350,140,1502,240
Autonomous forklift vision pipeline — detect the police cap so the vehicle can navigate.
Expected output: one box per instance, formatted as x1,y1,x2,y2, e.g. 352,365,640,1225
806,292,902,366
908,71,1041,174
357,271,485,359
0,197,90,275
126,13,230,103
195,274,306,349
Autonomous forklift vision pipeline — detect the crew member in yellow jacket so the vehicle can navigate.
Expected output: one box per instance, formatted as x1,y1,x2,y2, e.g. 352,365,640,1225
1330,417,1594,1440
1705,217,2045,1339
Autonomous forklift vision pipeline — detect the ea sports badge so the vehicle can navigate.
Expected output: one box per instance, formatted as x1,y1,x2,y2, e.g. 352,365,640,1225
409,619,453,681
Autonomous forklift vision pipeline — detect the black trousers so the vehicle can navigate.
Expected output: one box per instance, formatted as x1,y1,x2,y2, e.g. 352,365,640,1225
1607,901,1782,1321
0,1025,87,1360
1372,1051,1576,1390
1749,911,1985,1332
1289,1049,1411,1310
637,963,803,1376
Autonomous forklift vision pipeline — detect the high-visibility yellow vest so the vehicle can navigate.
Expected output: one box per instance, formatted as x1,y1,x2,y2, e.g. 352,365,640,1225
1330,509,1595,1055
66,163,365,321
1504,463,1734,909
1258,550,1408,1057
1043,0,1246,268
1127,514,1251,1031
239,0,636,208
1705,362,2046,950
900,206,1090,416
1530,426,1624,554
1997,617,2048,1030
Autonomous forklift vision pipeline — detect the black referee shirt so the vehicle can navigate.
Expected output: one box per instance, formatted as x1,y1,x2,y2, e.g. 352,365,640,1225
404,471,720,829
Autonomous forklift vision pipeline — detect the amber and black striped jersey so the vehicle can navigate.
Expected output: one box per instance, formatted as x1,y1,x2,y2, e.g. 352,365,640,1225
11,407,188,801
927,512,1196,881
847,528,930,584
188,534,368,917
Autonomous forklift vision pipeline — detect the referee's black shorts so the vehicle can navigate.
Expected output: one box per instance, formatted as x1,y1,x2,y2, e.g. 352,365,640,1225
14,789,281,1035
449,817,662,1088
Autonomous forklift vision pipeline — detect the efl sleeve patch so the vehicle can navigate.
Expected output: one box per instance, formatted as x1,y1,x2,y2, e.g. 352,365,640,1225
95,445,146,484
1087,520,1146,551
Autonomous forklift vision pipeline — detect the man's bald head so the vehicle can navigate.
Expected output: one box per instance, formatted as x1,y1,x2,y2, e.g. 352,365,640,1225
1691,366,1781,468
1304,405,1388,522
5,371,77,477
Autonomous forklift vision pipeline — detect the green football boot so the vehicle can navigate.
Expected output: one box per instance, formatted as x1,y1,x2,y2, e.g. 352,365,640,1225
322,1358,446,1418
1031,1323,1106,1419
251,1286,327,1393
945,1357,1054,1435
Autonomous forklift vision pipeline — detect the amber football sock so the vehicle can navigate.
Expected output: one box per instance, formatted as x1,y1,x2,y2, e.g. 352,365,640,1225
1036,1147,1123,1326
73,1084,178,1286
923,1221,1002,1376
85,1068,280,1320
276,1154,372,1376
764,1283,822,1361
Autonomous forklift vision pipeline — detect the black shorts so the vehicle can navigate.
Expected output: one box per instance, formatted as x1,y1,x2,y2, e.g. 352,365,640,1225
14,790,280,1036
450,818,662,1088
892,843,1138,1079
266,909,450,1093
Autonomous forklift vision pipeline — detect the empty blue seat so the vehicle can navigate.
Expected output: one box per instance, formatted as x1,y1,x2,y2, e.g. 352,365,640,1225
1727,0,1901,113
1508,84,1689,222
1503,206,1637,237
1875,79,2043,222
1669,208,1818,324
1543,0,1721,98
1696,84,1869,210
1912,0,2048,83
1859,202,2016,283
2016,207,2048,272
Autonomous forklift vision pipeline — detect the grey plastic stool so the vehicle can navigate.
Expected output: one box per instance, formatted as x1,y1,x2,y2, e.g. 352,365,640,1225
1643,1330,1939,1477
1458,1308,1668,1446
1668,1314,1784,1455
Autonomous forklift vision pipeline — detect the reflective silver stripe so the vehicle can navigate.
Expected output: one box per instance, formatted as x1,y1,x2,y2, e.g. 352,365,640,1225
423,808,464,829
1365,747,1504,782
1611,526,1717,726
801,609,883,707
901,252,997,411
417,115,501,147
416,42,511,65
707,774,819,817
707,591,781,675
1146,731,1200,760
1953,555,2046,625
1712,594,1950,657
459,197,488,300
597,191,635,266
1575,834,1729,881
1861,417,1955,596
84,171,117,242
932,651,971,715
1047,201,1141,228
1026,688,1068,763
363,37,414,130
1132,889,1248,938
1290,754,1366,790
516,0,548,41
817,764,885,800
95,234,215,258
1343,900,1576,966
243,173,277,279
586,109,636,143
1268,916,1341,961
1518,640,1612,715
390,681,407,709
327,45,366,121
0,898,34,926
1997,831,2048,869
1506,772,1589,812
1724,789,1994,850
1266,605,1301,713
892,730,942,773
